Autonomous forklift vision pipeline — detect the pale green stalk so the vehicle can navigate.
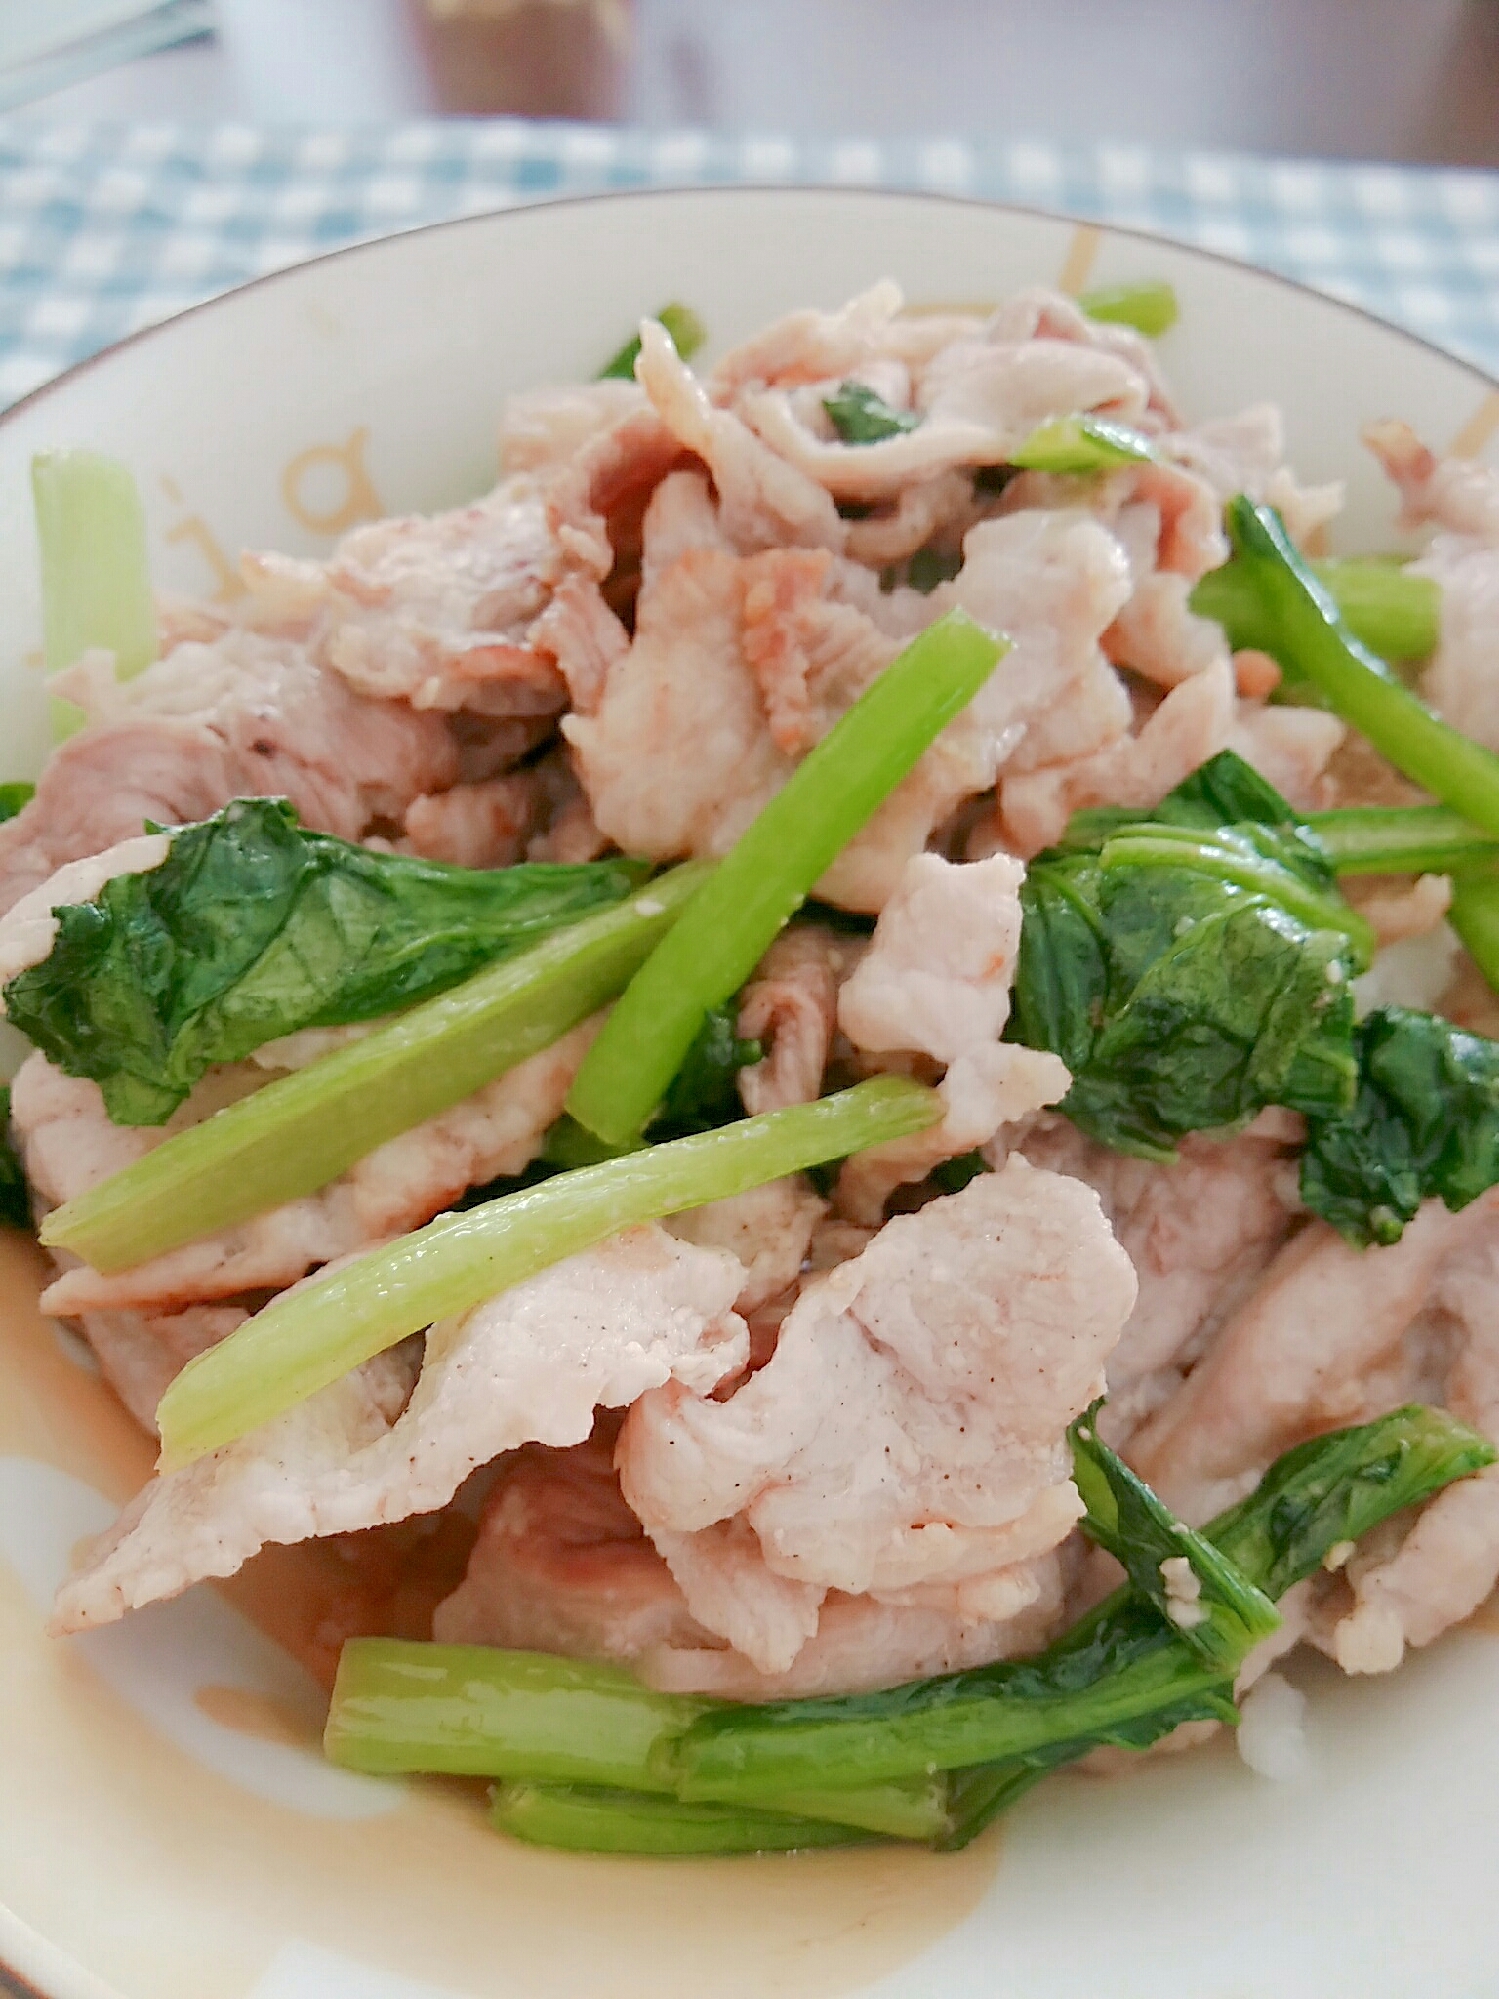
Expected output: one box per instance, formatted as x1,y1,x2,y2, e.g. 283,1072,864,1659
32,450,157,739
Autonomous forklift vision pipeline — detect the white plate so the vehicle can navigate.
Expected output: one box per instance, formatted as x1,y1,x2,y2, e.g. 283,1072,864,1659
2,187,1498,1999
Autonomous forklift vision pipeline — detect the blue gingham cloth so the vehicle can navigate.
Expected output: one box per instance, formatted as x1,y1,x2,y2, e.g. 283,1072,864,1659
2,121,1498,408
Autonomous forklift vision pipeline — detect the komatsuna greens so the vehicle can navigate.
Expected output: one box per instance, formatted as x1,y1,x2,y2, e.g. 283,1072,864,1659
4,797,649,1125
1006,750,1376,1160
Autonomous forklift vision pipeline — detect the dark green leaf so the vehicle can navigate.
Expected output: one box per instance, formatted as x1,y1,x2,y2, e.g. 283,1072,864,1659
3,797,649,1126
930,1149,990,1195
1301,1005,1499,1245
1070,1404,1279,1670
905,545,964,594
0,1086,30,1229
0,783,35,824
649,1002,762,1141
1008,757,1371,1159
822,381,920,444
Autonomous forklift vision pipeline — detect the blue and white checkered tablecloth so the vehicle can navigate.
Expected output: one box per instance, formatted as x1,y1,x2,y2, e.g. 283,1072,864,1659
2,120,1498,409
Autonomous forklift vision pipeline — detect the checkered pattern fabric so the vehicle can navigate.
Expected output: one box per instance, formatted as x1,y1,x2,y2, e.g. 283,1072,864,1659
2,120,1497,408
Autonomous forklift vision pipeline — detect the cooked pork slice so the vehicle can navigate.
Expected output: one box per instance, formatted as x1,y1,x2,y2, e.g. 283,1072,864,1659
832,850,1069,1218
52,1225,750,1631
562,545,794,858
0,632,462,915
738,332,1148,506
1018,1113,1305,1442
985,286,1179,424
1127,1194,1499,1525
637,468,734,587
497,379,647,476
740,547,900,757
737,923,850,1115
1003,648,1133,773
706,280,907,397
433,1429,716,1659
618,1161,1136,1648
642,1565,1069,1698
0,832,172,986
667,1177,827,1316
34,1020,599,1319
1412,534,1499,751
1365,417,1499,539
1000,656,1237,856
79,1304,250,1435
1171,402,1344,546
635,321,847,554
838,851,1023,1064
400,770,543,868
1346,871,1453,947
1105,571,1233,689
241,477,572,719
841,469,989,568
1308,1225,1499,1673
1226,701,1346,811
435,1431,1068,1698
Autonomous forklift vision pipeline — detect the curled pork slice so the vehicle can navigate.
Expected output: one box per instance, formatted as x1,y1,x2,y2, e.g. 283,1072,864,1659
833,852,1070,1219
1019,1113,1304,1443
497,379,646,476
1000,656,1237,857
52,1225,749,1632
618,1160,1136,1656
635,321,846,554
0,632,462,917
78,1303,249,1436
241,477,571,719
1412,531,1499,751
737,923,851,1116
400,770,544,868
1365,417,1499,539
667,1176,826,1317
1127,1194,1499,1526
33,1020,599,1319
435,1432,1069,1699
706,280,907,397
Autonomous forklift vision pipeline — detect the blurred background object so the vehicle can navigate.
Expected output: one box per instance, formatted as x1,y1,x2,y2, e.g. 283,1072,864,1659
16,0,1499,166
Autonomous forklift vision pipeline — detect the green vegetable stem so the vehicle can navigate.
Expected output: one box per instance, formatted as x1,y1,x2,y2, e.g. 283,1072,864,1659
1219,499,1499,836
490,1784,868,1855
7,797,650,1127
41,858,712,1273
1077,279,1179,338
566,608,1008,1149
153,1075,940,1467
1309,804,1499,876
31,449,158,739
1007,414,1155,475
1192,554,1441,667
325,1640,947,1841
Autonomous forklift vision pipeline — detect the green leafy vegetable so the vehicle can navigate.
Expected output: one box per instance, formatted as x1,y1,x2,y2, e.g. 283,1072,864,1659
822,380,921,443
1008,752,1374,1160
598,303,706,381
904,544,965,593
1300,1004,1499,1246
663,1404,1492,1821
649,1002,762,1140
1008,413,1155,474
5,797,647,1127
1070,1405,1279,1671
40,861,710,1274
0,1087,30,1230
1219,499,1499,838
1078,279,1179,337
154,1075,941,1468
567,609,1007,1149
325,1638,946,1841
0,783,34,824
1192,553,1440,666
31,449,158,739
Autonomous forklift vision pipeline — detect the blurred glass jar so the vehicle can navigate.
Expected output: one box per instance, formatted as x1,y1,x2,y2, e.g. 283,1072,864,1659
408,0,632,118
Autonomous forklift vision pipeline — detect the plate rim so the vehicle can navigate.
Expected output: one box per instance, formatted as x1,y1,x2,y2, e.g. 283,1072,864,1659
0,181,1495,447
